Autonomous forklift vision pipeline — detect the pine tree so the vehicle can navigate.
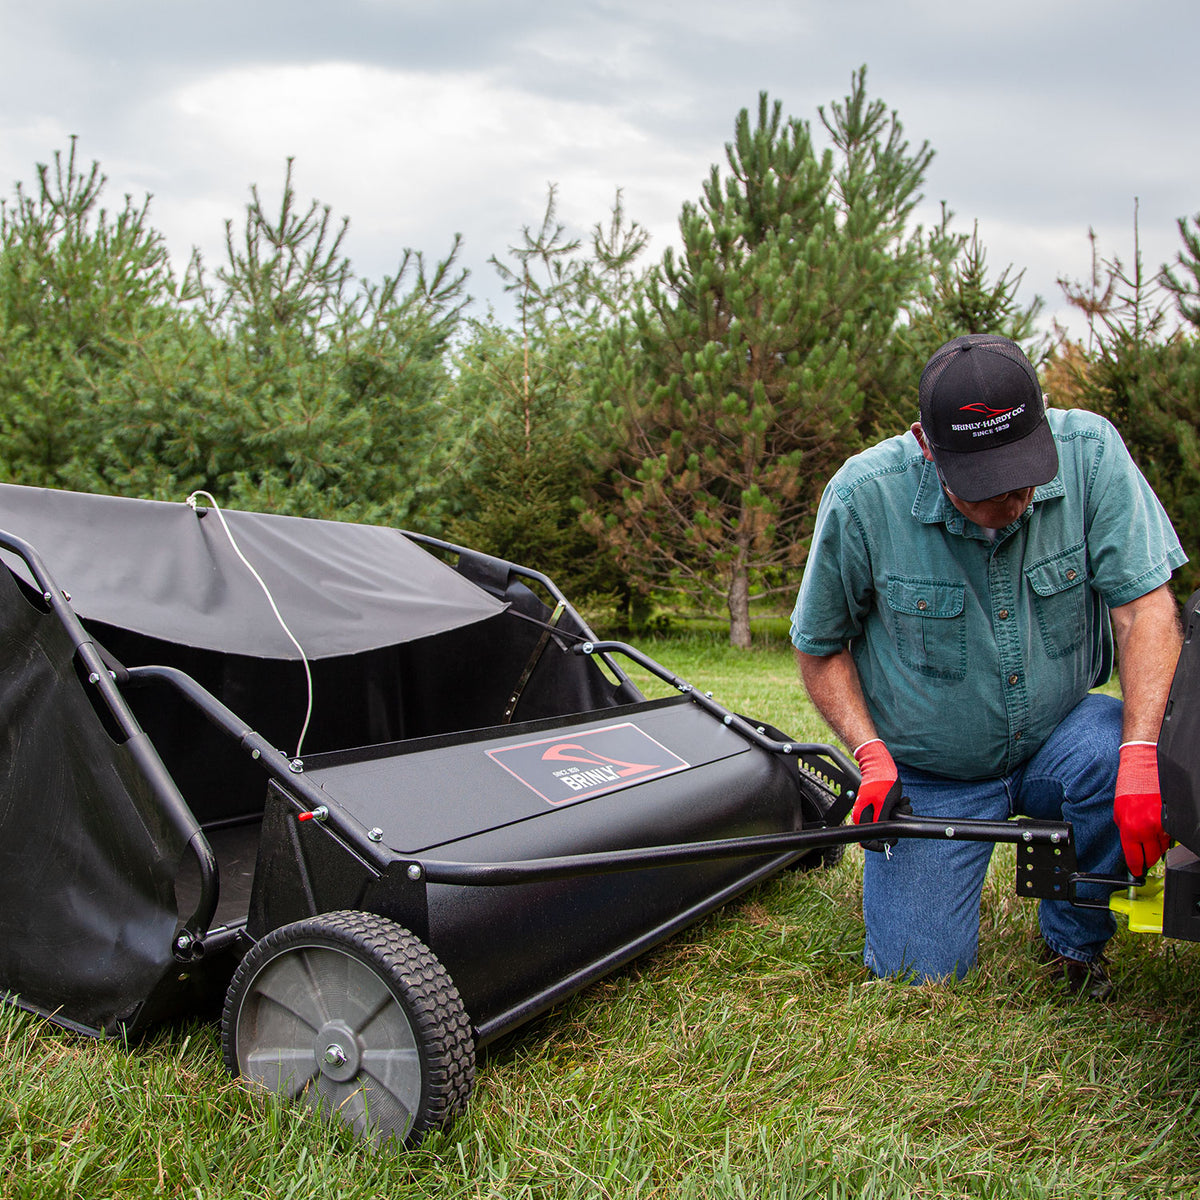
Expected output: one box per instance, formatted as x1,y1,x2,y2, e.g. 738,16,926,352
585,72,942,647
878,218,1046,436
169,159,468,524
445,187,648,602
1059,210,1200,599
0,139,191,492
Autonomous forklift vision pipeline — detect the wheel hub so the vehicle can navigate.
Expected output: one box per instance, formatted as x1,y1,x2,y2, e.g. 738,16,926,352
312,1019,361,1083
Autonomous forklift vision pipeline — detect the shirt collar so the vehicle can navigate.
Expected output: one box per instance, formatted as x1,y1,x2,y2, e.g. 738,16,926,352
912,459,1066,535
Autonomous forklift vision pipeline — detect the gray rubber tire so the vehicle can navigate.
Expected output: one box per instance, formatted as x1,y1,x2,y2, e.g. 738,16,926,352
221,910,474,1147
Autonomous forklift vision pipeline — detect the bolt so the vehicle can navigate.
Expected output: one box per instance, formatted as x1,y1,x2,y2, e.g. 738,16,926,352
88,672,100,684
1023,830,1033,842
581,641,594,654
288,759,304,773
368,827,383,842
1051,832,1061,844
175,933,192,953
783,744,792,754
406,863,423,881
945,826,956,838
323,1044,347,1068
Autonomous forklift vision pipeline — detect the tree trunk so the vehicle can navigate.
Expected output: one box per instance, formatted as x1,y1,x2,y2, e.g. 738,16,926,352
728,564,752,649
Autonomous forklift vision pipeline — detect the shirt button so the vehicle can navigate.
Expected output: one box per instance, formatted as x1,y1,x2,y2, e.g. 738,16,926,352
998,609,1010,620
1066,569,1077,581
1008,673,1020,686
917,599,928,611
1014,731,1023,740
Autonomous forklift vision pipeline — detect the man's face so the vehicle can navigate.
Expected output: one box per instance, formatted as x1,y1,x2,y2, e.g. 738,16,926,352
911,422,1036,531
939,485,1036,530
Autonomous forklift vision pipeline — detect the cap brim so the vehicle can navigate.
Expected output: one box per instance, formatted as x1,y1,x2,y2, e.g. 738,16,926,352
934,419,1059,503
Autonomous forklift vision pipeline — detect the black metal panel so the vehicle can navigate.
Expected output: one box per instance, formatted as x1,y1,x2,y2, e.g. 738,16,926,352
1013,822,1078,901
252,700,803,1040
420,748,797,1039
247,783,390,938
302,697,750,851
1159,589,1200,855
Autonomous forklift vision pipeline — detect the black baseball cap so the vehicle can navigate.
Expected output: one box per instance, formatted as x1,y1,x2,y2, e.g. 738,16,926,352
918,334,1058,503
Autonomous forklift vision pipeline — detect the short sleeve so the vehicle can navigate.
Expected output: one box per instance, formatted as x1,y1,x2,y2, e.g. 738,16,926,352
1084,417,1187,608
790,480,873,655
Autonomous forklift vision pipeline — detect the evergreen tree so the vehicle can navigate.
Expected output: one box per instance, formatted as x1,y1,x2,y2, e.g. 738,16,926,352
0,139,192,491
445,187,648,603
1059,211,1200,599
146,160,468,524
0,148,468,526
1163,211,1200,328
585,72,943,647
880,218,1046,435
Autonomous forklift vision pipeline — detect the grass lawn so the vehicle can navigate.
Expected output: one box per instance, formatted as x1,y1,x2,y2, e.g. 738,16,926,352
3,630,1199,1198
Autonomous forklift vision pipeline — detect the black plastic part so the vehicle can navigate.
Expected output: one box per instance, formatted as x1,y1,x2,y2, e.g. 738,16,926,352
1159,589,1200,856
252,698,808,1045
1163,844,1200,941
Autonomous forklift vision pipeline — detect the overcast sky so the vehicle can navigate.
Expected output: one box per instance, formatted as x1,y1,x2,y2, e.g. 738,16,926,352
2,1,1197,343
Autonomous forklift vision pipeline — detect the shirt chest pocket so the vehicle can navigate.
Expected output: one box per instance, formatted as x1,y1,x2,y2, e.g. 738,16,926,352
886,577,967,681
1025,543,1088,659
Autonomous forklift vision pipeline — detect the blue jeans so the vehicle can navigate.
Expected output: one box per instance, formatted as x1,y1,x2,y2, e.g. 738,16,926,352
862,693,1125,981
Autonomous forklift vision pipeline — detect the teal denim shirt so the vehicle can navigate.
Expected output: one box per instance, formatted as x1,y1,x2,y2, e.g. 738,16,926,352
790,408,1188,780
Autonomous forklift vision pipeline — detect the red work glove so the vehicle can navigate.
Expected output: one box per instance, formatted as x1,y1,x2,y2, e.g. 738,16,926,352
1113,741,1170,876
852,739,903,826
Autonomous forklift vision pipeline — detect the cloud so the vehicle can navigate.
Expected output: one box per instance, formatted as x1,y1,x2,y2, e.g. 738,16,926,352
141,61,706,305
2,0,1196,340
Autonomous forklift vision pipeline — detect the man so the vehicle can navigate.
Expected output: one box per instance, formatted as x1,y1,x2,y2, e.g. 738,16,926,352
791,333,1186,997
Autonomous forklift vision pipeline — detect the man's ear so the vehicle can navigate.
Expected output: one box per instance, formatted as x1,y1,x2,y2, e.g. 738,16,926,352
911,422,935,462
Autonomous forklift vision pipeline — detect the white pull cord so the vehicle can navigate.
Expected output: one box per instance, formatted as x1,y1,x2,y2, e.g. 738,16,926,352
186,491,314,760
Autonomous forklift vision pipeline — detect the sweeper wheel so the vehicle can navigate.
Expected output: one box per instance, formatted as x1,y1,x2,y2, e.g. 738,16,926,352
222,909,474,1146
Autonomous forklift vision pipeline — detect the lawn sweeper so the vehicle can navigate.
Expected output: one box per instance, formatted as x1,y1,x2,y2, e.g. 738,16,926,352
3,482,1189,1147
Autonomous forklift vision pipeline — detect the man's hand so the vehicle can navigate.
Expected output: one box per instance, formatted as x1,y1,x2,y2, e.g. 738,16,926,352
1114,741,1170,876
852,739,903,825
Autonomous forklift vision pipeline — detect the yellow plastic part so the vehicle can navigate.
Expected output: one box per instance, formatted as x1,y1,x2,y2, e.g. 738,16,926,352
1108,871,1165,934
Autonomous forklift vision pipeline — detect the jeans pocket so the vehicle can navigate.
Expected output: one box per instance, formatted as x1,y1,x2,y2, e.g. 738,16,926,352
887,576,967,681
1025,543,1087,658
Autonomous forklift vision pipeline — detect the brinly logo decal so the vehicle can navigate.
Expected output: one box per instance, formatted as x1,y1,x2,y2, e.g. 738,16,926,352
487,723,690,805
